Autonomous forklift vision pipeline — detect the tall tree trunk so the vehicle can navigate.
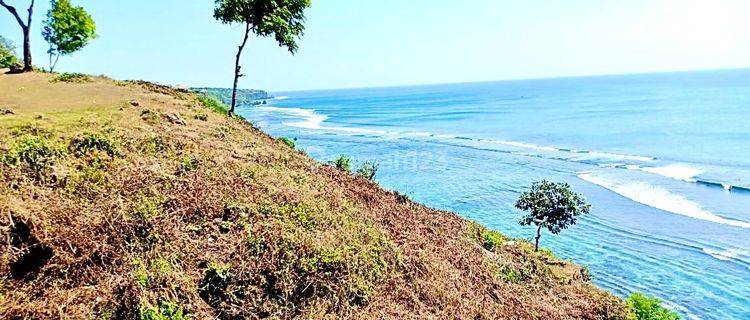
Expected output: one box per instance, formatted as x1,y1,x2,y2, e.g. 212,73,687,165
0,0,35,72
230,22,251,117
534,224,542,252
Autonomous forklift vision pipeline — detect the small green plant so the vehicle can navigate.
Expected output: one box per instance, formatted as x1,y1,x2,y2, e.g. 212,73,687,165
141,135,168,153
69,133,118,157
465,221,507,252
278,136,296,149
330,154,352,172
2,135,59,176
196,94,229,115
198,263,233,305
51,72,91,83
626,293,680,320
140,109,159,124
580,265,592,282
480,228,507,251
176,156,200,175
498,264,526,284
193,112,208,121
139,300,189,320
356,161,379,180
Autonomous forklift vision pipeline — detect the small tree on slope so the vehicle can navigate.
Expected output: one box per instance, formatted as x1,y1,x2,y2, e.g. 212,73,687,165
42,0,97,72
515,180,590,252
0,0,35,72
213,0,311,116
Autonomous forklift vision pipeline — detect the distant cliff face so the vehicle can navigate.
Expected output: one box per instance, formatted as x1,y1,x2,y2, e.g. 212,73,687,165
192,87,272,106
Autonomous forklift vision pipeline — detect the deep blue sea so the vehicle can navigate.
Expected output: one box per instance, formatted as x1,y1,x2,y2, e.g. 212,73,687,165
238,69,750,320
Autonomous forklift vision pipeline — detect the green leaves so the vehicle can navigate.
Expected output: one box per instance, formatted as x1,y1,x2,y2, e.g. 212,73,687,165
626,293,681,320
515,180,591,235
0,35,18,68
213,0,311,53
42,0,97,69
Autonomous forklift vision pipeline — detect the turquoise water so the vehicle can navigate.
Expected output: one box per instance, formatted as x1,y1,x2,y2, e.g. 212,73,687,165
239,69,750,319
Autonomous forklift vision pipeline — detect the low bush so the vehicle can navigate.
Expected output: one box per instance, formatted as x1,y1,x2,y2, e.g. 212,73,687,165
138,300,189,320
51,72,91,83
356,160,379,180
69,133,119,157
626,293,680,320
278,136,296,149
465,221,507,252
2,135,59,177
330,154,352,172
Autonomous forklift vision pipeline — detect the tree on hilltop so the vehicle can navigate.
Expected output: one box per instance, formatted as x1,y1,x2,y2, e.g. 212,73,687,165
0,35,19,68
213,0,311,116
42,0,97,72
0,0,36,72
515,180,591,252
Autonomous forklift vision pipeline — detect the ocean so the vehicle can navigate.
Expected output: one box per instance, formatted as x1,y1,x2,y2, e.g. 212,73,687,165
238,69,750,319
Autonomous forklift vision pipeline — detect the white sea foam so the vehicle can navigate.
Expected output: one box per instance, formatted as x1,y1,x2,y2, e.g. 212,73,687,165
702,248,746,261
578,173,750,229
257,106,658,164
255,106,383,134
484,139,559,152
640,164,703,182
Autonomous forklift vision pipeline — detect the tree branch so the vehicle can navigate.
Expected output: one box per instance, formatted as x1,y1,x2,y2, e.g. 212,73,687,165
0,0,27,29
26,0,34,28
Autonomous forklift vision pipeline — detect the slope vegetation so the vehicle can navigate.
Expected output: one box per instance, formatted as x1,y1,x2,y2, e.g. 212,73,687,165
0,72,630,319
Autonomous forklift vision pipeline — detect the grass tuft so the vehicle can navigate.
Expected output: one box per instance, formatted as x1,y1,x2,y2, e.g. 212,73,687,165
51,72,91,83
196,94,229,115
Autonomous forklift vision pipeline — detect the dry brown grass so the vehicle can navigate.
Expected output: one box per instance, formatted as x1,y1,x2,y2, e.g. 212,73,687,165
0,72,631,319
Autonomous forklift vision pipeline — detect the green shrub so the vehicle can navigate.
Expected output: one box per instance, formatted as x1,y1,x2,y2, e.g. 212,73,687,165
278,136,296,149
196,94,229,115
466,221,507,252
626,293,680,320
480,228,507,251
498,264,527,284
69,133,118,157
176,156,200,175
2,136,59,176
138,300,189,320
330,154,352,172
51,72,91,83
356,161,379,180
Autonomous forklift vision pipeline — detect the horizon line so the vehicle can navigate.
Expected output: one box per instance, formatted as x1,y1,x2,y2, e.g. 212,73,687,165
262,65,750,94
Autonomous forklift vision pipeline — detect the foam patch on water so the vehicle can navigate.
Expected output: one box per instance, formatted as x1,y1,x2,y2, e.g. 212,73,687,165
578,173,750,229
255,106,384,134
702,248,740,261
639,164,703,182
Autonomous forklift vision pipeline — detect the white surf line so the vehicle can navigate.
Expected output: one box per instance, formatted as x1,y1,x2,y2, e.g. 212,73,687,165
578,173,750,229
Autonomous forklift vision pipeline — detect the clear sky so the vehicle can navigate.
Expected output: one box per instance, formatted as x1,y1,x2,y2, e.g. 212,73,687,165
2,0,750,91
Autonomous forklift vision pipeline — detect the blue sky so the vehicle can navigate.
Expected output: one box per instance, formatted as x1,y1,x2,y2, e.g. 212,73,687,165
2,0,750,91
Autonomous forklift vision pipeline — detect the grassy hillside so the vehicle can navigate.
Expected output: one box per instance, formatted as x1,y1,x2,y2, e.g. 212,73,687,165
0,71,631,319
